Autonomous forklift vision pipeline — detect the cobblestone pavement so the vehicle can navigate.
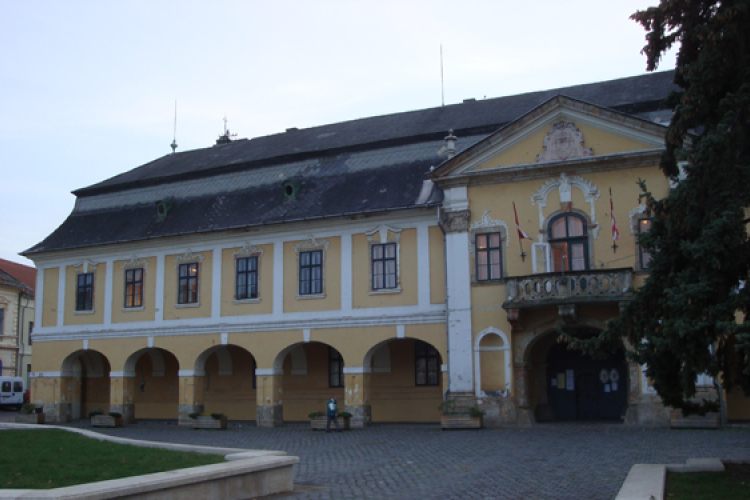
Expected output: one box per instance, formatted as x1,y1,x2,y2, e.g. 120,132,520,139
56,421,750,500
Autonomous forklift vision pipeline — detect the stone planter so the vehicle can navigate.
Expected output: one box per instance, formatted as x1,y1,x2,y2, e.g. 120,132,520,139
15,413,45,424
670,410,720,429
310,416,350,431
440,414,483,430
91,415,123,428
180,415,228,430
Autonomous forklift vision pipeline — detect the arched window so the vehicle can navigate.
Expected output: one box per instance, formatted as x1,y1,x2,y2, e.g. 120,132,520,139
548,213,588,271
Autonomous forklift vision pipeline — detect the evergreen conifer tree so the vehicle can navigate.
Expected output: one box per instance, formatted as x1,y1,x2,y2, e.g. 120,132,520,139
569,0,750,415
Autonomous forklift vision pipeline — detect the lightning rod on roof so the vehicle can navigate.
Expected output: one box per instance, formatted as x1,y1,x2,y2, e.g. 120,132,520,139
440,44,444,107
170,101,178,154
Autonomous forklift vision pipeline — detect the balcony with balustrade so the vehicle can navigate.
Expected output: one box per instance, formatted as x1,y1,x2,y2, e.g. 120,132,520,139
502,268,634,329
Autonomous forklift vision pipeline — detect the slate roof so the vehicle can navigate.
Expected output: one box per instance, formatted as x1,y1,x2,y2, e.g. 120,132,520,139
24,70,677,256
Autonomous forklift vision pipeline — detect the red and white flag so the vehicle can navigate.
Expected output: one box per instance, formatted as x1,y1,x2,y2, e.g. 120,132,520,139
609,188,620,240
513,202,532,240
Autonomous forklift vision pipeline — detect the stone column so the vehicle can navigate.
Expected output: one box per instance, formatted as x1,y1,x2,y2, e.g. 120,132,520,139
32,375,71,423
109,375,137,423
256,369,283,427
344,368,371,428
440,207,474,400
178,373,205,419
514,362,534,426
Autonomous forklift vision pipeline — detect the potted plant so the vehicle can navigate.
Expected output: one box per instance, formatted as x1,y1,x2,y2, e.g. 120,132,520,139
439,400,483,430
180,412,228,429
15,403,44,424
90,409,124,428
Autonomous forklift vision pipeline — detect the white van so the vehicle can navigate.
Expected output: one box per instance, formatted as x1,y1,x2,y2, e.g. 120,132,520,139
0,376,24,409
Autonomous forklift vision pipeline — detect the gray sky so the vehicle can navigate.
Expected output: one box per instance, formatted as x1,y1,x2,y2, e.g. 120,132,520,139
0,1,675,267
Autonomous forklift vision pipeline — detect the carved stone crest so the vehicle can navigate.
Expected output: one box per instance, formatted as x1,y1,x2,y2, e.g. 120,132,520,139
439,210,471,233
537,122,593,162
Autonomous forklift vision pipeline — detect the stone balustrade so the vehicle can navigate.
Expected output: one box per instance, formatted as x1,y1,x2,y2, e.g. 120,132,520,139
504,268,633,307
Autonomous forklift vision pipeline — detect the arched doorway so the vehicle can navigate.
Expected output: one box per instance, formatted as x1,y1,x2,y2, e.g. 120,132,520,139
124,348,179,420
195,345,257,421
365,338,444,423
543,332,627,421
60,350,111,420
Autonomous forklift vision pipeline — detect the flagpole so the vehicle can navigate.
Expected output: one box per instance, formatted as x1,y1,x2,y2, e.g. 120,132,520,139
513,202,528,262
610,188,619,253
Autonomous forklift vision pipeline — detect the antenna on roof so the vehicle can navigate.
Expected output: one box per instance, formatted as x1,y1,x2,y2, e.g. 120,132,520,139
216,115,237,145
170,101,178,154
440,44,445,107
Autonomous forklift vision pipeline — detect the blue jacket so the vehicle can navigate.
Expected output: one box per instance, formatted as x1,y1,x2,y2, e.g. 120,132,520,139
327,398,338,417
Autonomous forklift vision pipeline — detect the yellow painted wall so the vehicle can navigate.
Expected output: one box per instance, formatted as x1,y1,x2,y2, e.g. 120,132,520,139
478,334,508,392
111,257,157,323
283,237,341,312
230,330,302,369
88,337,149,373
133,349,179,419
370,339,443,422
42,267,59,327
64,263,106,325
474,121,658,171
312,325,396,367
351,229,418,309
220,245,274,316
202,346,257,421
156,333,222,371
31,340,82,371
429,225,446,304
283,342,345,420
467,164,670,280
163,251,212,320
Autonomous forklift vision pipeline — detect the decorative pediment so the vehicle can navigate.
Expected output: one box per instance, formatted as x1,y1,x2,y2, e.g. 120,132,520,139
174,249,204,268
293,236,330,253
537,122,593,162
469,210,510,248
531,173,601,239
232,242,264,258
73,259,99,273
365,225,402,244
121,256,148,270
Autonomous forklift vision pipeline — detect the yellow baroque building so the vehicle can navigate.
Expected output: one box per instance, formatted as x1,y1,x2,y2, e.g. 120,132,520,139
24,70,747,426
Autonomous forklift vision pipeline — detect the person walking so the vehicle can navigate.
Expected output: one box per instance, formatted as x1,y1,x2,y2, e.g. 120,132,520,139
326,395,342,432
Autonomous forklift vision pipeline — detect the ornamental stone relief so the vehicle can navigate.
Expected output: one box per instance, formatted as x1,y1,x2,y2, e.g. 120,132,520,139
536,122,593,162
439,210,471,233
531,173,601,239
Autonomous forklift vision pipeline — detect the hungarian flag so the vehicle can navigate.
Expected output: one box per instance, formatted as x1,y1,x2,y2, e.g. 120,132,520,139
609,188,620,240
513,202,532,240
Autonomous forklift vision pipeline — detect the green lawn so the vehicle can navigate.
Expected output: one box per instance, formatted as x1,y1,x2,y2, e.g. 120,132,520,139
666,464,750,499
0,430,225,489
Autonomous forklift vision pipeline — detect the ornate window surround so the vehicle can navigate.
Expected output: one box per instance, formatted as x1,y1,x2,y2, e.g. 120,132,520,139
173,249,203,308
531,173,601,239
365,225,403,295
468,210,509,284
121,256,148,312
232,242,264,304
294,236,329,299
72,259,99,315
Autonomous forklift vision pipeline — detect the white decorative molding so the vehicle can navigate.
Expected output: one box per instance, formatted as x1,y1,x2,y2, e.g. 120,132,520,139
148,336,154,348
531,173,601,238
73,259,99,273
537,122,593,162
173,249,204,268
293,236,330,253
629,205,648,235
343,366,370,374
365,225,403,244
303,329,311,342
469,210,510,248
232,242,264,258
397,324,405,339
83,339,89,350
121,256,148,270
256,368,283,376
473,327,511,398
221,333,228,345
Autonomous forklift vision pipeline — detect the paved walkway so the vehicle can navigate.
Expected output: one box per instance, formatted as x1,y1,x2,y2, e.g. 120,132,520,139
45,419,750,500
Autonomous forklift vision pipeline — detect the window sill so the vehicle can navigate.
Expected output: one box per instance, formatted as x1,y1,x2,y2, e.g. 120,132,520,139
175,302,200,308
471,279,505,286
296,293,326,300
74,309,95,315
368,287,402,295
233,297,261,304
122,306,145,312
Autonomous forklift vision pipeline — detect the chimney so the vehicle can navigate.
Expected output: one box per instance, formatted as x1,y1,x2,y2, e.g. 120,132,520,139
445,129,458,158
